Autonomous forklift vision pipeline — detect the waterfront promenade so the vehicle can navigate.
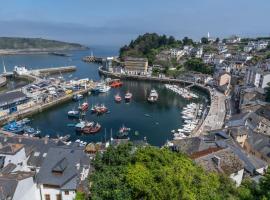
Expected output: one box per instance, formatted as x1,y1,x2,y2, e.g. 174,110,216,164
99,67,226,136
195,89,226,135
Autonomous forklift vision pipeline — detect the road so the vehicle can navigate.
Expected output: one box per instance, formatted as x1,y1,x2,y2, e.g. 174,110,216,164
195,89,226,135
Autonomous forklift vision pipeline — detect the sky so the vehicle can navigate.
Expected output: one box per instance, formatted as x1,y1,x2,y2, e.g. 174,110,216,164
0,0,270,47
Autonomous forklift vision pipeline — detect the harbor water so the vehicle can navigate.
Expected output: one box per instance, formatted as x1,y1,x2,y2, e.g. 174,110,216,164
1,47,209,146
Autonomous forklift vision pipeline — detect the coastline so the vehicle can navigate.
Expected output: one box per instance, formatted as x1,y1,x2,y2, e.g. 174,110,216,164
0,47,88,55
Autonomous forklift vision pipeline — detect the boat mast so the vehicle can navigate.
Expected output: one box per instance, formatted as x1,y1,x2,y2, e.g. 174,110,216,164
2,57,7,74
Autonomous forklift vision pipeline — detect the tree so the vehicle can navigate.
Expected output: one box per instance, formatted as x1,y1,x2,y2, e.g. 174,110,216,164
75,192,86,200
201,37,209,44
184,58,214,75
182,36,194,46
90,144,238,200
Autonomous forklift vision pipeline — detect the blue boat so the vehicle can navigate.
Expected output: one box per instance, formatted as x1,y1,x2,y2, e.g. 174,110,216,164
3,121,24,134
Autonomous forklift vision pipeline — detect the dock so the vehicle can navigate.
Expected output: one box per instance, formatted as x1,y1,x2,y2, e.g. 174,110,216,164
0,83,95,126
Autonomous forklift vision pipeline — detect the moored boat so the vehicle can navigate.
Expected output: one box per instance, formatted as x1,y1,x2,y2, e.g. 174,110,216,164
109,79,123,88
78,102,89,111
147,89,158,103
82,123,101,134
117,125,131,138
124,91,132,101
68,109,80,118
114,94,122,103
72,94,83,101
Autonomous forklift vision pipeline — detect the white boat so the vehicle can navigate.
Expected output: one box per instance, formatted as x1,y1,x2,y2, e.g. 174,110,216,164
98,85,111,93
147,89,158,103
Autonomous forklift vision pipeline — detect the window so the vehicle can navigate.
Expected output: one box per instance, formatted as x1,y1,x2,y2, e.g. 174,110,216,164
45,194,50,200
64,191,69,195
56,194,62,200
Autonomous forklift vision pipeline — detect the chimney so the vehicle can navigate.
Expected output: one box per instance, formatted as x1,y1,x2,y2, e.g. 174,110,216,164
4,137,7,143
18,137,22,143
212,156,221,168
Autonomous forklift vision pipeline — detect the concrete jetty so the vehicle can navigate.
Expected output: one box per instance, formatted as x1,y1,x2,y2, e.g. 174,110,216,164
32,66,76,75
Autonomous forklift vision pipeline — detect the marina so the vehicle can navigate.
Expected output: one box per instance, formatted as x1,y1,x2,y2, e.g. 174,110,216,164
0,49,209,146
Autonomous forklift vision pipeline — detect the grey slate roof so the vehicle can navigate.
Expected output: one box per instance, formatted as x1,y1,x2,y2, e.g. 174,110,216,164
37,146,90,190
0,135,66,168
0,172,34,200
170,137,218,155
247,133,270,158
195,148,244,175
0,91,27,107
216,140,268,175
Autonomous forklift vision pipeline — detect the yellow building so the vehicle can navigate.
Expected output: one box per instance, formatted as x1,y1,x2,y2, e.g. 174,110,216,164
124,57,148,75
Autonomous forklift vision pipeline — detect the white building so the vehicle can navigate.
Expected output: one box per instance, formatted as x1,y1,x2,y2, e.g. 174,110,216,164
37,146,90,200
0,172,40,200
170,48,185,59
227,36,241,43
246,67,270,88
195,47,203,58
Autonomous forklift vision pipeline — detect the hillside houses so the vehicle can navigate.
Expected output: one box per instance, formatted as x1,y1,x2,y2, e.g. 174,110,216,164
0,135,91,200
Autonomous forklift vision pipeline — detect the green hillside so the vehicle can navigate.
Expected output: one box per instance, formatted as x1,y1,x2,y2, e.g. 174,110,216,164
0,37,88,50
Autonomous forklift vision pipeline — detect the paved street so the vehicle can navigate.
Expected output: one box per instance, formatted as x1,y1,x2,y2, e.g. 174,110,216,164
195,89,226,135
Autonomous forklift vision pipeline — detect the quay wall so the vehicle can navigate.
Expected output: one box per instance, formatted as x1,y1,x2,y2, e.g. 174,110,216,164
99,66,211,97
99,67,214,135
36,66,76,75
0,87,92,126
0,76,7,88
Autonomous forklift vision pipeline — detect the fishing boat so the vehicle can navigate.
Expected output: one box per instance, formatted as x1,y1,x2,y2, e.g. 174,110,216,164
91,83,110,94
78,102,89,111
82,123,101,134
109,79,123,88
124,91,132,102
98,85,111,93
75,120,86,131
67,109,80,118
96,104,108,115
72,94,83,101
147,89,158,103
117,125,130,138
114,94,122,103
91,104,108,115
